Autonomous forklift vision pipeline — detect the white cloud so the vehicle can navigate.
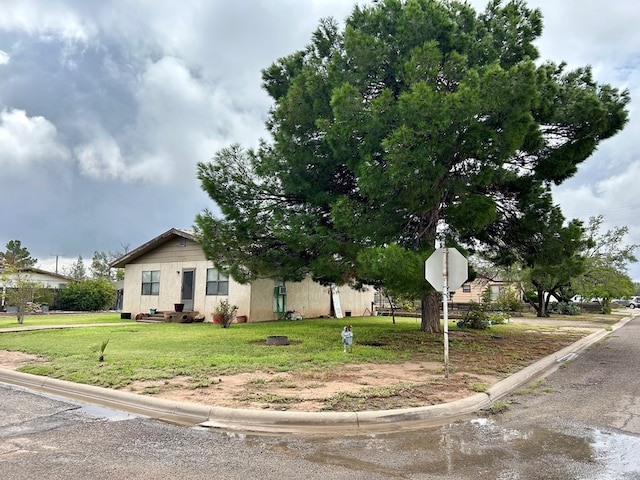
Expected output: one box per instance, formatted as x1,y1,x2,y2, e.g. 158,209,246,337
0,108,70,169
0,0,93,42
0,50,9,64
74,133,125,180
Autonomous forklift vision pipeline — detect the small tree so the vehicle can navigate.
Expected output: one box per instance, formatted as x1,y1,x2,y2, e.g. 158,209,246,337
65,255,87,281
90,251,113,280
4,271,39,324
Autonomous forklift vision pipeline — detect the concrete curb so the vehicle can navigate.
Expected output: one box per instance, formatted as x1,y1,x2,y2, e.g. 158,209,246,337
0,316,633,434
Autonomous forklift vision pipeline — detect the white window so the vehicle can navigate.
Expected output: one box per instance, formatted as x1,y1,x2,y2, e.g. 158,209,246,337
206,269,229,295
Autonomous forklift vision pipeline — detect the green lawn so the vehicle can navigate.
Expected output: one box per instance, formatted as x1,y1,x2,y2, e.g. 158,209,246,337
0,317,435,388
0,312,128,328
0,313,616,391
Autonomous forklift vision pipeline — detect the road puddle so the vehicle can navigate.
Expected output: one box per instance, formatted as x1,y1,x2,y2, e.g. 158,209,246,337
270,417,640,478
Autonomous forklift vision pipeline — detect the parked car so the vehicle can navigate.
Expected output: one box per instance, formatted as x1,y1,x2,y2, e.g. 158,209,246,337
628,297,640,309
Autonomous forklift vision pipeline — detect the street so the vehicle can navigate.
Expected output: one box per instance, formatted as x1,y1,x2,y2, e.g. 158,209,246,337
2,317,640,479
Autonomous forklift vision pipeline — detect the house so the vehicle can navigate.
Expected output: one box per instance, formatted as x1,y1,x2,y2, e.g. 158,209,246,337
453,276,519,303
0,267,71,310
110,228,375,322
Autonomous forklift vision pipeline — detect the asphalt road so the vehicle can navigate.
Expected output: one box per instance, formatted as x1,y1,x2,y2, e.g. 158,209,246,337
2,316,640,479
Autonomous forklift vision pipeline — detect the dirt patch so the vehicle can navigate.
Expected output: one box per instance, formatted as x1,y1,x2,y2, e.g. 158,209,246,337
121,361,497,412
0,351,49,369
0,350,490,412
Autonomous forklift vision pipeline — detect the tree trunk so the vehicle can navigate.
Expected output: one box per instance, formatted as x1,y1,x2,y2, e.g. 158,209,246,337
535,287,549,317
420,291,441,333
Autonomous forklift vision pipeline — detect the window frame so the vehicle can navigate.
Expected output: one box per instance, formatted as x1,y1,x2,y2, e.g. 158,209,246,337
141,270,160,296
206,268,229,296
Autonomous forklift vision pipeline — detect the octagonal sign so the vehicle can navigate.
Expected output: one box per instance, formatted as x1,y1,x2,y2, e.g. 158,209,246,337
425,248,468,293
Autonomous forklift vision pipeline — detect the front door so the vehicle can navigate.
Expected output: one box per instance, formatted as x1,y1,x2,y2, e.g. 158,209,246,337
181,269,195,311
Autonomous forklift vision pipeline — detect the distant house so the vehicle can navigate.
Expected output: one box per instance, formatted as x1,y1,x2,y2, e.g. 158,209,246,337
0,267,71,310
452,276,518,303
110,228,375,322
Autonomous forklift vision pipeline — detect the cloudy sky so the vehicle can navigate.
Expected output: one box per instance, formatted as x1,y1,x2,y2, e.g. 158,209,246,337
1,0,639,279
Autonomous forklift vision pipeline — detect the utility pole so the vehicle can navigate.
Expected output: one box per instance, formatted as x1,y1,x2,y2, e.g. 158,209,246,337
51,253,64,274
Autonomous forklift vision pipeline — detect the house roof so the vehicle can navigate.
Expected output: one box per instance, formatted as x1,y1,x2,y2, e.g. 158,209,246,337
109,228,196,268
0,266,72,281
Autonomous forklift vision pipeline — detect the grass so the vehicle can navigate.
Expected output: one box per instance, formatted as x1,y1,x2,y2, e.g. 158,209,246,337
0,313,619,392
0,312,128,328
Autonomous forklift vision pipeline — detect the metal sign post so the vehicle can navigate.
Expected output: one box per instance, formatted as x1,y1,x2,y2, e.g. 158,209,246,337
442,248,450,379
425,247,468,380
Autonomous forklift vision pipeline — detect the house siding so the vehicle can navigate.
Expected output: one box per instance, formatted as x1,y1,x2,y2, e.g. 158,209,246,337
122,260,252,319
127,237,204,264
451,278,518,303
248,277,374,321
116,229,376,322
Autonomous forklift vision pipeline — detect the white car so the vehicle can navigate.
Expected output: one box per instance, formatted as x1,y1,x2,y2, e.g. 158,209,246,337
628,297,640,309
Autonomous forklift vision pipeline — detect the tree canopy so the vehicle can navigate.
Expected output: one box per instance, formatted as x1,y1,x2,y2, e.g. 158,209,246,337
0,240,37,269
569,216,637,311
196,0,629,331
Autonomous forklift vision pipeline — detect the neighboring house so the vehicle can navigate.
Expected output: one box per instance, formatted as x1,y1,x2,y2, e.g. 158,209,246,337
110,228,375,322
0,267,71,309
452,276,518,303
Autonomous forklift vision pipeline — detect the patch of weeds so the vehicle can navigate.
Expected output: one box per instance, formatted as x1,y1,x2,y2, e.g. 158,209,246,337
468,382,488,393
142,387,160,395
190,379,214,389
485,400,510,414
559,360,573,369
306,381,324,389
435,366,458,375
270,377,298,388
239,393,300,404
516,380,556,396
325,382,417,410
250,378,266,386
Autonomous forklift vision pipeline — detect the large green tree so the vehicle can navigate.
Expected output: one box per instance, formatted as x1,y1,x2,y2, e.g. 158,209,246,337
196,0,628,331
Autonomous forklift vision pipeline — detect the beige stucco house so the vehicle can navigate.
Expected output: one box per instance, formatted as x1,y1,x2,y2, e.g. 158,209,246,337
452,276,519,303
110,228,375,322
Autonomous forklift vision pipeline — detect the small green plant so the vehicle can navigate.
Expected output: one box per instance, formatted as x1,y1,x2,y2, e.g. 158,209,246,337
89,338,110,362
468,382,488,393
485,400,510,414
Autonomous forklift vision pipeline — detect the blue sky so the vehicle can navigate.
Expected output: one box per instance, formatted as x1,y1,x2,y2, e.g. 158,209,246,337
1,0,639,279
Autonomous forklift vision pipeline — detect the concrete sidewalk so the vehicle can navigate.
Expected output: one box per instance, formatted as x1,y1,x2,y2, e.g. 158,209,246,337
0,316,634,434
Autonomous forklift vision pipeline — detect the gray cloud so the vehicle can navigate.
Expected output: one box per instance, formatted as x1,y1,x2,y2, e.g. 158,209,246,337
1,0,639,280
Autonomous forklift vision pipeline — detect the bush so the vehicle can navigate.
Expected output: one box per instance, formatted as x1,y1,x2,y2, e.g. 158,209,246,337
57,278,116,311
548,301,580,315
460,301,490,329
494,288,522,312
213,299,238,328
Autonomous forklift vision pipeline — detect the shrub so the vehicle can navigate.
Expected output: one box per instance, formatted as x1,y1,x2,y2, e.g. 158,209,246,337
57,278,116,311
461,301,490,329
548,301,580,315
494,288,522,312
213,299,238,328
